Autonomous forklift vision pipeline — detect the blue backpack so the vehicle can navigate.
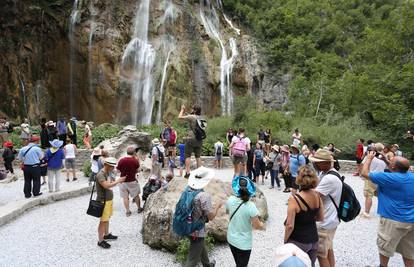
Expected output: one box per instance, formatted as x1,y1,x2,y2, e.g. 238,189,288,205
173,186,205,236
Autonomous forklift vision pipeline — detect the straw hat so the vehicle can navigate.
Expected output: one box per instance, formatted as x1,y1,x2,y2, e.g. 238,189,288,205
104,157,117,167
272,243,311,267
280,145,290,153
308,149,334,162
374,143,385,152
152,138,161,146
291,143,301,151
188,166,215,190
392,144,399,149
272,145,280,152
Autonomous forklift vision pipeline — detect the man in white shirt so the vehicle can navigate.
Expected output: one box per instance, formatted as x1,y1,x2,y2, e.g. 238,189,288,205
309,149,342,267
151,138,165,178
360,143,387,218
214,139,224,169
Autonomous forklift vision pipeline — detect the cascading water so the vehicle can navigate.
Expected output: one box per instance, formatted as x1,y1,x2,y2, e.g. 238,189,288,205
156,41,174,125
223,14,240,35
121,0,155,125
68,0,80,116
18,74,28,117
199,0,238,115
88,1,97,119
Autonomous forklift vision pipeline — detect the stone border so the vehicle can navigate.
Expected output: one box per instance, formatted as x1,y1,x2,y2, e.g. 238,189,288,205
0,185,91,227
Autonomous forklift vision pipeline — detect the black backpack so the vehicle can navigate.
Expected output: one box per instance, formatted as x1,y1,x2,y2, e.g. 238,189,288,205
327,171,361,222
193,118,207,141
156,147,165,168
216,145,222,155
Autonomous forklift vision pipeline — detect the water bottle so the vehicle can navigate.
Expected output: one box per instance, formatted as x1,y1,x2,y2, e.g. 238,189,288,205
186,215,193,224
342,201,350,218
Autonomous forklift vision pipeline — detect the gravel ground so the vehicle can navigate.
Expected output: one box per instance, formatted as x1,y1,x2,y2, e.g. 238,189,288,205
0,169,404,267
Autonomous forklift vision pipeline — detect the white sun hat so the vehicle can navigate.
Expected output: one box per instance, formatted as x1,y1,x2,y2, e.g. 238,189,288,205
188,166,215,190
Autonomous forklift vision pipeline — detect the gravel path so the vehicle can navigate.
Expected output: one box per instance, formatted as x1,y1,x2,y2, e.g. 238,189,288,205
0,169,404,267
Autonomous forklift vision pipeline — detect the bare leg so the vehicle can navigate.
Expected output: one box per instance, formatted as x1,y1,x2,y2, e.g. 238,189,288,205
318,256,331,267
365,196,372,214
328,249,335,267
72,168,76,179
105,222,109,235
380,254,390,267
233,163,239,178
134,195,142,210
123,197,130,213
403,257,414,267
196,157,202,168
185,157,191,173
98,221,108,242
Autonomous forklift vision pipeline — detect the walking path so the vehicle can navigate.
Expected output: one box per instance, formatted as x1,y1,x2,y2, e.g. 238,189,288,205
0,169,404,266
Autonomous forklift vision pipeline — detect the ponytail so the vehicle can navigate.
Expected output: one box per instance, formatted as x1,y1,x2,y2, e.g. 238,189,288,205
239,187,249,202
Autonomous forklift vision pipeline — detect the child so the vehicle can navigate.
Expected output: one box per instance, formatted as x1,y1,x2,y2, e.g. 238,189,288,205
2,141,17,174
40,158,48,185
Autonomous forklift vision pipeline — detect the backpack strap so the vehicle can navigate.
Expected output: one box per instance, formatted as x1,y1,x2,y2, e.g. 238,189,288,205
230,201,245,221
325,170,343,221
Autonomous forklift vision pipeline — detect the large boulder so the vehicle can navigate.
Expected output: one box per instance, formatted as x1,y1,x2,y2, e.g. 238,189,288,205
142,177,268,251
96,125,152,159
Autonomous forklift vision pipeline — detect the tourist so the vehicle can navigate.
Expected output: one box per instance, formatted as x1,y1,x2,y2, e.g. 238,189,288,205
226,128,235,146
40,157,48,186
142,174,162,202
253,142,266,185
169,126,177,158
83,122,92,149
96,157,126,249
162,173,173,189
46,121,58,142
327,143,341,155
0,117,9,146
20,118,31,141
214,138,224,169
229,128,251,178
280,145,291,193
184,167,222,267
178,104,204,178
284,166,324,267
178,140,185,177
116,146,143,216
264,129,272,154
56,118,67,145
90,148,101,186
360,143,386,218
292,128,302,147
257,126,265,146
246,149,255,181
64,138,77,182
151,138,165,178
267,145,281,189
98,150,109,172
2,141,17,174
383,144,395,161
361,152,414,267
354,138,364,176
289,144,306,195
40,118,49,149
308,149,342,267
226,176,266,267
18,136,43,198
391,144,403,157
67,117,77,146
45,139,65,193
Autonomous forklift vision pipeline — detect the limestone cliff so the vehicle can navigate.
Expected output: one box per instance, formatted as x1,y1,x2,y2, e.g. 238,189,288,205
0,0,287,124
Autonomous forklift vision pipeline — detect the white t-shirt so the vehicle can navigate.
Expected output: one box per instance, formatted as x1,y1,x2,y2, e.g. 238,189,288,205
152,145,165,165
231,136,251,148
214,142,223,155
362,156,386,172
85,124,92,136
316,169,342,230
64,144,76,159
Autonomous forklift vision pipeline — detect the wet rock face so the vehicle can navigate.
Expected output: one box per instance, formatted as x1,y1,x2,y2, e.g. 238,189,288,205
142,178,268,251
0,0,287,124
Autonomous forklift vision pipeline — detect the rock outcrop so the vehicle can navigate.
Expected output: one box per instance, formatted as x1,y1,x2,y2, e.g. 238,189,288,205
142,177,268,251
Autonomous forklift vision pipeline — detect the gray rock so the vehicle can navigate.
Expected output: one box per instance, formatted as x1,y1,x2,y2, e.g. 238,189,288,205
142,177,268,251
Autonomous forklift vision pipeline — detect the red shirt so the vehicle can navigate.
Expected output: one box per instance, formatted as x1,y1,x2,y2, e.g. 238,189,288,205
356,143,364,159
117,156,140,183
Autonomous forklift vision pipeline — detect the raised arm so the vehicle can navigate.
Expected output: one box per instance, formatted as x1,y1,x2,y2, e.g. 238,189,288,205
361,151,376,179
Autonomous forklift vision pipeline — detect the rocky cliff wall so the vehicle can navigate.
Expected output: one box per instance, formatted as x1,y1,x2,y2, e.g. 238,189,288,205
0,0,288,124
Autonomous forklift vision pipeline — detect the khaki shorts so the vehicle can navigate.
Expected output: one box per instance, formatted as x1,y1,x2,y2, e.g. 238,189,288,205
364,180,377,198
100,200,113,222
232,155,247,165
119,181,141,199
184,138,202,159
377,217,414,260
317,227,337,258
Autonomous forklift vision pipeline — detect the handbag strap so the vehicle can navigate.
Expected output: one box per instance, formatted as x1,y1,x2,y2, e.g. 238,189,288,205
89,175,106,203
230,201,245,221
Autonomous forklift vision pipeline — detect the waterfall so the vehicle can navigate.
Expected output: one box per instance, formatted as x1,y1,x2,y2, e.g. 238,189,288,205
88,1,97,119
68,0,80,116
18,74,28,117
199,0,238,115
121,0,156,125
156,44,174,124
223,14,240,35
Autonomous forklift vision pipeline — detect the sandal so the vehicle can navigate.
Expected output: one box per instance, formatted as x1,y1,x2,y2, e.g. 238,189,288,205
126,211,132,217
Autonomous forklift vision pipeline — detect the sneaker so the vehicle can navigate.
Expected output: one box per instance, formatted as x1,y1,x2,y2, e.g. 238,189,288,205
184,172,190,179
103,233,118,240
361,212,370,218
73,177,78,181
210,259,216,267
66,179,70,182
34,192,43,197
97,240,111,249
352,172,359,176
269,186,274,189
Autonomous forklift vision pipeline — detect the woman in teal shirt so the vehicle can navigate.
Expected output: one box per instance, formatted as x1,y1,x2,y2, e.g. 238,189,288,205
226,176,266,267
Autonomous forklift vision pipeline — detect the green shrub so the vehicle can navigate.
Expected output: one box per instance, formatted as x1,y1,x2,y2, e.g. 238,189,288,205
175,235,215,263
83,160,92,178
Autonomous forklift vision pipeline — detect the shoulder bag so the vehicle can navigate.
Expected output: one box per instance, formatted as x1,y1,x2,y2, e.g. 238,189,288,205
86,179,106,218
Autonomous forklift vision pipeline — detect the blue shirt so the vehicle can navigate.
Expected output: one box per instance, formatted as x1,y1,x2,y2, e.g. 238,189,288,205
370,172,414,223
45,148,65,169
289,154,306,177
57,120,67,135
226,196,259,250
254,149,263,160
178,143,185,162
18,143,43,165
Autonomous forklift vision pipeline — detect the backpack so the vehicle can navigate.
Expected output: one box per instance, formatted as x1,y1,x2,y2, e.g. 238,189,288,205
169,129,176,144
193,118,207,141
216,144,222,155
7,123,13,133
327,171,361,222
173,186,205,236
232,136,247,157
142,179,162,201
162,128,171,143
156,147,165,167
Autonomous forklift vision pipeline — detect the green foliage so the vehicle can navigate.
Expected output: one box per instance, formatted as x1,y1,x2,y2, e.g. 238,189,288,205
82,160,92,178
175,235,215,263
76,123,122,149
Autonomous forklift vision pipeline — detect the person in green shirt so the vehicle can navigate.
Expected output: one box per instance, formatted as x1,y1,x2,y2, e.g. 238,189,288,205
226,176,266,267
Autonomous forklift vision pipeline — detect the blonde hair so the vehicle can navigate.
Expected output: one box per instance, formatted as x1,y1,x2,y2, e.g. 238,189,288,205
295,165,319,190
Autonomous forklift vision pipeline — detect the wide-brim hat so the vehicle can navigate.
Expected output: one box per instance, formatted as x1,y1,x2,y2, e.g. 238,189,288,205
92,148,101,156
3,141,13,148
30,136,40,142
374,143,384,152
152,138,160,146
49,139,63,148
291,143,301,151
281,145,290,153
392,144,399,149
272,145,280,152
232,176,256,197
104,157,117,167
188,166,215,190
308,149,334,162
273,243,311,267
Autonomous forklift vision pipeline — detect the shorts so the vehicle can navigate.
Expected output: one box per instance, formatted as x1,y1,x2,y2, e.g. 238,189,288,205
356,157,363,164
377,217,414,260
287,239,318,265
65,158,75,169
184,138,202,159
100,200,113,222
364,180,377,198
317,227,337,258
232,155,247,165
119,181,141,199
215,154,223,161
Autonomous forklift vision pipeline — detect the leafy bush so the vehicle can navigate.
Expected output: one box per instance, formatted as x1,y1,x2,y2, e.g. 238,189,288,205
175,235,215,263
76,123,121,149
82,160,92,178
